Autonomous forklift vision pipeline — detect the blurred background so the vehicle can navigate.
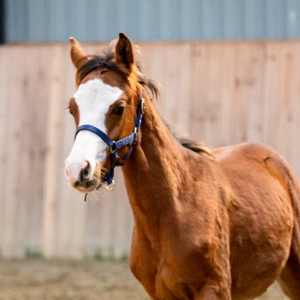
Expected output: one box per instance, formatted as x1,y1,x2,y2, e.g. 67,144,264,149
0,0,299,299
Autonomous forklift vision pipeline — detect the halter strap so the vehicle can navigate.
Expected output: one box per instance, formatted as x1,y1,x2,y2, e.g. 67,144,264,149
74,94,146,188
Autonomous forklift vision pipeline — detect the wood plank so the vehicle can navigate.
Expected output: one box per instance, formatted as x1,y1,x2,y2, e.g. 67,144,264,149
189,43,209,143
2,46,25,257
42,45,66,257
0,47,12,255
218,43,238,146
234,42,265,144
15,46,50,258
203,43,222,147
27,46,53,255
288,42,300,179
275,42,296,160
261,42,277,149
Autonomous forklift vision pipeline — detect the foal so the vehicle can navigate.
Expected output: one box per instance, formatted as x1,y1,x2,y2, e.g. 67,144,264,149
65,33,300,300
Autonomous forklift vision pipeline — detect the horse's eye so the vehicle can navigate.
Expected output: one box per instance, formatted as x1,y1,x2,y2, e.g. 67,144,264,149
68,108,73,116
113,103,125,115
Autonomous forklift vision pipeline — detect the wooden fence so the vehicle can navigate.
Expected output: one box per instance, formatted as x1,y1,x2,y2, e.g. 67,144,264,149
0,40,300,259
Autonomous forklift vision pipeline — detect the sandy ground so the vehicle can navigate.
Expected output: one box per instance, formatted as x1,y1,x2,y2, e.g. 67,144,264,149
0,259,288,300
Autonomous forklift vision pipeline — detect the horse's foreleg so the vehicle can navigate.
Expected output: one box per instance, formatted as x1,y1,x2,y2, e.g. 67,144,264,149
195,258,232,299
195,281,231,300
194,216,232,299
130,226,158,298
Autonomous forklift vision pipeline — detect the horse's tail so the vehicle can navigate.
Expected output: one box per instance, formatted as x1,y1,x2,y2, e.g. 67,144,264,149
266,154,300,299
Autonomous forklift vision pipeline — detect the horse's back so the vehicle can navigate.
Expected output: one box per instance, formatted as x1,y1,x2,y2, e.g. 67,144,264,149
212,142,300,298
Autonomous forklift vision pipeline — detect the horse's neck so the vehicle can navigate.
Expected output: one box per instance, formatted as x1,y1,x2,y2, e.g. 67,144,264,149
122,100,189,238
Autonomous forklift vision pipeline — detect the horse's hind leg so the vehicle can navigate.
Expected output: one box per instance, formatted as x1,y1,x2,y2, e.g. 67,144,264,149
277,196,300,299
269,155,300,299
277,247,300,300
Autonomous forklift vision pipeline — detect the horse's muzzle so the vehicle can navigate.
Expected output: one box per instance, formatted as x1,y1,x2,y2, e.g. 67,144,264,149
65,159,96,192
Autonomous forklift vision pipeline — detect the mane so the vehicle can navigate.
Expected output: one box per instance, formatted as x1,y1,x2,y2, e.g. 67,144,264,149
164,121,214,158
179,138,214,158
77,43,160,101
77,44,213,158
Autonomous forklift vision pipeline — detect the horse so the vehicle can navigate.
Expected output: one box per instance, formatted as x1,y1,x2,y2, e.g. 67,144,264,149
65,33,300,300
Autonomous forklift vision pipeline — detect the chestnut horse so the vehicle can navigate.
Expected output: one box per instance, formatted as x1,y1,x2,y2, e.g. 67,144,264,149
65,33,300,299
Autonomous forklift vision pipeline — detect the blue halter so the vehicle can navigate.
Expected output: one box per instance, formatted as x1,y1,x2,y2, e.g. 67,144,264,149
74,94,146,189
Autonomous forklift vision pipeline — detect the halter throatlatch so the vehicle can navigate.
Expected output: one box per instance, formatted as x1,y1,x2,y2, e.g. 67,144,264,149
74,93,146,192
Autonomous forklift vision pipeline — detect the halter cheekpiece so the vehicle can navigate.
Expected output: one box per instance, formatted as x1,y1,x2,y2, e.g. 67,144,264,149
74,93,146,192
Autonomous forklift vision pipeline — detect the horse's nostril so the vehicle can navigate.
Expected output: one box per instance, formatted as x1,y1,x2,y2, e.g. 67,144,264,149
79,161,90,182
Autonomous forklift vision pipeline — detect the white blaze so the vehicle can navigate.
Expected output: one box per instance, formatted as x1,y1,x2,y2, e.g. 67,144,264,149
65,78,123,183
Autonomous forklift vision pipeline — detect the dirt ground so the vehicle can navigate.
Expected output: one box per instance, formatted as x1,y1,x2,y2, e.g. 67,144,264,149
0,259,288,300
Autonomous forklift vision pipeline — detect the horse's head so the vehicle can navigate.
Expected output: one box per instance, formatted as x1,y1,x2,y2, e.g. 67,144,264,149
65,33,144,192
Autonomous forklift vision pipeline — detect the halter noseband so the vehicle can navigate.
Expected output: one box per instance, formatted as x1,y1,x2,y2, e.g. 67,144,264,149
74,93,146,190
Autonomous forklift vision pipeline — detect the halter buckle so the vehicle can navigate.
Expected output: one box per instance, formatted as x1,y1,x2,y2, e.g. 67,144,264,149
110,142,117,153
141,98,146,115
105,180,115,191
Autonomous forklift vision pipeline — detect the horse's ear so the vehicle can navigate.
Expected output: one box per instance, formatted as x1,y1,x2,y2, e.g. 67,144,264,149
69,37,88,69
115,33,134,72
